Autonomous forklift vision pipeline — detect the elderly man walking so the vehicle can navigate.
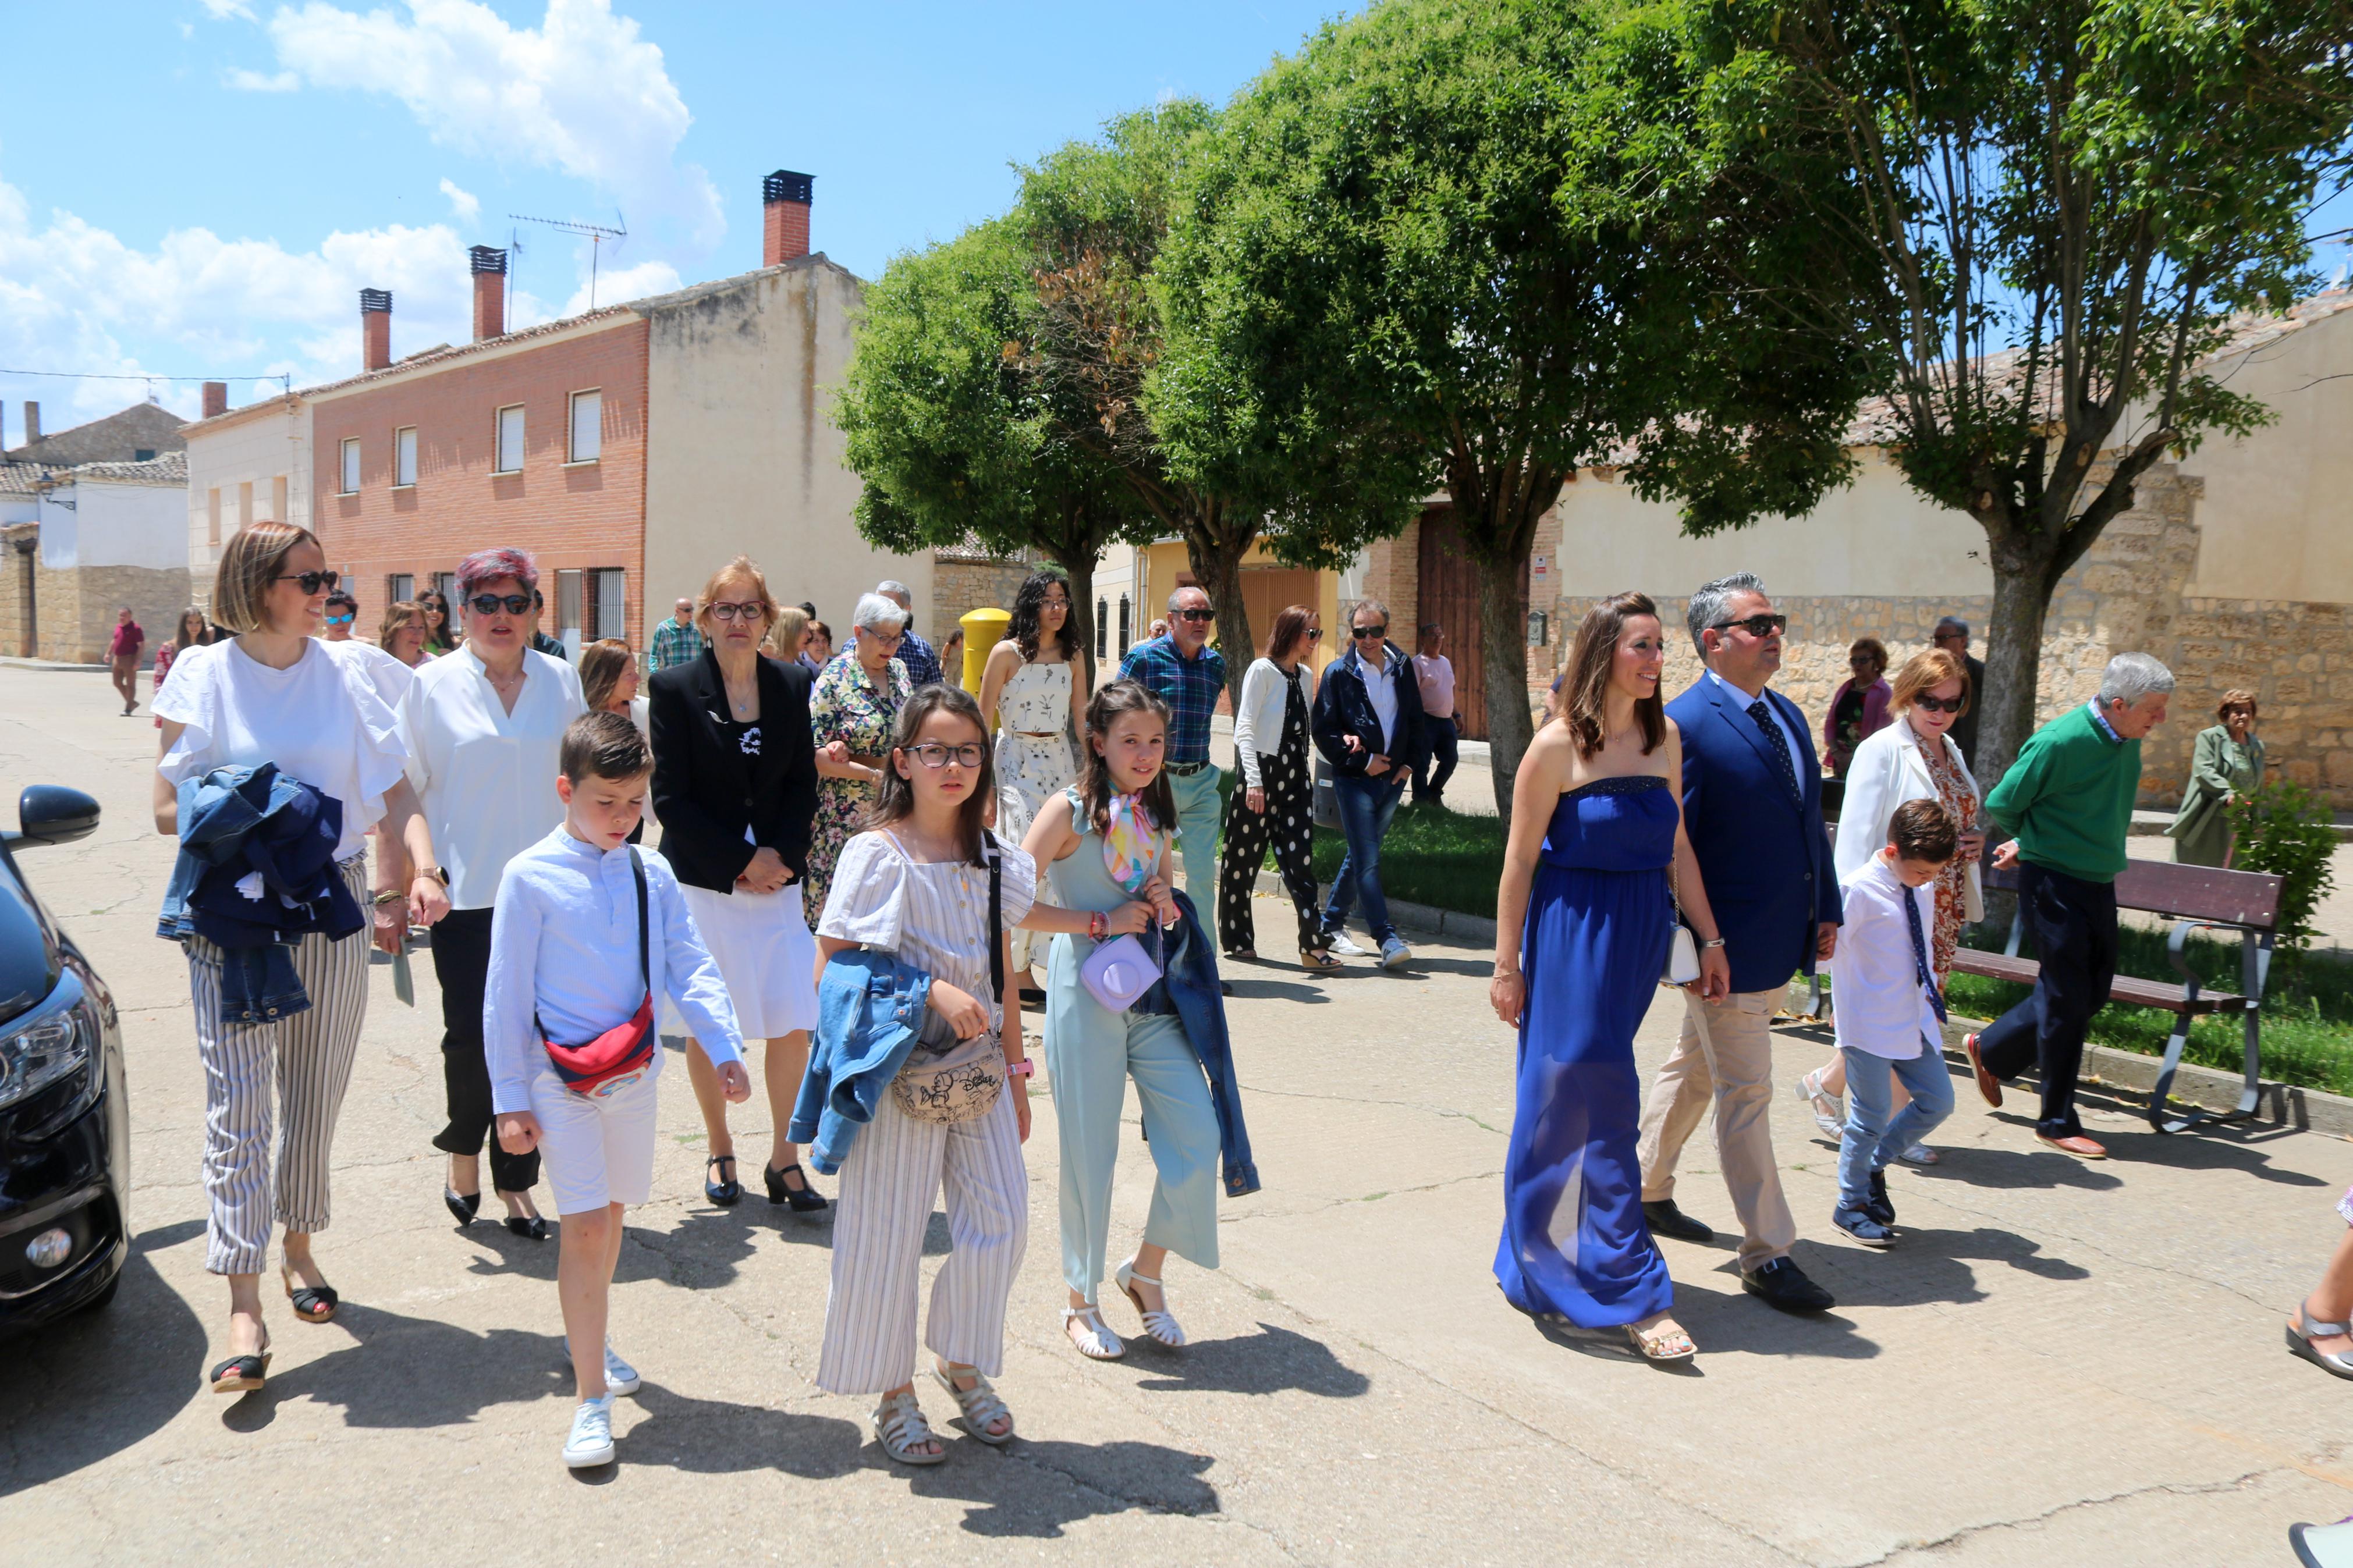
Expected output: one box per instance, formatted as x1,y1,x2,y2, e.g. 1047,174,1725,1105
1932,617,1988,766
1637,573,1841,1314
650,596,706,671
1120,585,1228,959
1964,653,2173,1160
873,579,944,688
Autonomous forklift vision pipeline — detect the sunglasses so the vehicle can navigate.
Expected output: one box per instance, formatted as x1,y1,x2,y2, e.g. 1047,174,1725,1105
904,741,986,770
1172,607,1215,624
1351,624,1389,639
1912,694,1965,714
467,593,533,616
1305,628,1324,642
276,570,340,595
324,613,355,626
1710,613,1788,638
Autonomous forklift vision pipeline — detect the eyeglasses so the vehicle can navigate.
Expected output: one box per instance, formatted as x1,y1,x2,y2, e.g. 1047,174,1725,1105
1351,624,1389,639
707,602,767,622
1912,694,1965,714
861,627,904,649
467,593,533,616
1172,607,1214,624
905,741,986,770
324,613,355,626
1710,613,1787,638
276,570,340,595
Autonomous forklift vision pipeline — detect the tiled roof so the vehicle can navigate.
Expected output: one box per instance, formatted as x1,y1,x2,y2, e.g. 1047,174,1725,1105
0,464,40,496
66,451,187,486
934,531,1037,563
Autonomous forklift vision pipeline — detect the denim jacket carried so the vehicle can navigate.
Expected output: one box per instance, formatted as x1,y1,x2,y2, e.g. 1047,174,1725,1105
1158,888,1261,1198
788,947,933,1175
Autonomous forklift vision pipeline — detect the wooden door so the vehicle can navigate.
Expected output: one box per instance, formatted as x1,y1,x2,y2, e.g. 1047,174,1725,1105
1416,507,1524,741
1238,566,1319,665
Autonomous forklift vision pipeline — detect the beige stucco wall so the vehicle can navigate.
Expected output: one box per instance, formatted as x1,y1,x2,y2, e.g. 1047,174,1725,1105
643,259,933,642
180,399,310,611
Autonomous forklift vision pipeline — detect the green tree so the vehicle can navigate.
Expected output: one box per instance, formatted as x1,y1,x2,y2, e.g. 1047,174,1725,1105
1154,0,1879,814
1714,0,2353,781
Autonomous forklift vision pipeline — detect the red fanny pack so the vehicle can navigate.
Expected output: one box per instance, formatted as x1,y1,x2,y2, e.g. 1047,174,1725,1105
541,848,657,1100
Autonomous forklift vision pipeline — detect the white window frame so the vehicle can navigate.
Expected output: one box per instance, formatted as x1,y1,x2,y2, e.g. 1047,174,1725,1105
566,389,602,465
339,437,360,495
393,426,418,488
494,404,526,475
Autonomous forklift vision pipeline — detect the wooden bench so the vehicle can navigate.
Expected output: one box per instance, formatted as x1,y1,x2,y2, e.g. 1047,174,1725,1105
1954,859,2284,1133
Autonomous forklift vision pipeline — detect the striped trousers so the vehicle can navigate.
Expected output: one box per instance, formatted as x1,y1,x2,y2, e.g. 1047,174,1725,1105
187,858,372,1277
817,1087,1027,1396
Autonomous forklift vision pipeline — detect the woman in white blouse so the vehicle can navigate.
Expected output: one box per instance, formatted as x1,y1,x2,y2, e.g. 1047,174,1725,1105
154,522,449,1393
398,548,588,1242
1216,606,1333,969
1796,648,1983,1163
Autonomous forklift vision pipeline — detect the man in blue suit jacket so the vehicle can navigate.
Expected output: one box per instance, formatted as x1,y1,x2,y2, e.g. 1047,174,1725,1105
1636,574,1843,1314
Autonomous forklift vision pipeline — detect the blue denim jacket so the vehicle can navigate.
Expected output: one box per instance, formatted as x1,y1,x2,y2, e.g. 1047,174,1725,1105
787,947,932,1175
1160,888,1261,1197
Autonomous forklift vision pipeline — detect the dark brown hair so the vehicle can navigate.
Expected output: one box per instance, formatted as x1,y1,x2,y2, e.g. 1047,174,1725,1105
1264,603,1318,662
560,710,652,784
1558,592,1667,759
1010,568,1079,663
578,638,636,713
1889,797,1958,863
863,684,997,866
1078,679,1176,836
1850,637,1890,674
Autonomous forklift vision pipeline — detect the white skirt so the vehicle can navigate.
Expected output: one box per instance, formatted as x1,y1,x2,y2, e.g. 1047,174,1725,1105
681,881,819,1039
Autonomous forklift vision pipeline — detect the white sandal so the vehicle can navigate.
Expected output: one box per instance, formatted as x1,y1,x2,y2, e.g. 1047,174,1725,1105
931,1361,1015,1444
1794,1069,1844,1138
1062,1304,1125,1360
1626,1315,1696,1364
871,1389,946,1466
1114,1258,1187,1348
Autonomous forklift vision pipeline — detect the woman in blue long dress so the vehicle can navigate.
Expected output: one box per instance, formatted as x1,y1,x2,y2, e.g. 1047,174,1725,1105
1489,592,1731,1364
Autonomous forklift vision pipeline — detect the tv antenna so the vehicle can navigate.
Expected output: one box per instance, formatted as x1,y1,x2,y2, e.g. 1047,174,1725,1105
506,211,628,309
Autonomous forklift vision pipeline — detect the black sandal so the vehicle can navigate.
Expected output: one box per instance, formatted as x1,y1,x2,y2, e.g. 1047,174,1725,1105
280,1262,339,1324
503,1214,551,1240
705,1153,743,1207
765,1161,830,1215
211,1333,272,1395
443,1186,480,1227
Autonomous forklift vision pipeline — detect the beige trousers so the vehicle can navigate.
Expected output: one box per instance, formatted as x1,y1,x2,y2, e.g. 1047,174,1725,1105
1636,988,1796,1272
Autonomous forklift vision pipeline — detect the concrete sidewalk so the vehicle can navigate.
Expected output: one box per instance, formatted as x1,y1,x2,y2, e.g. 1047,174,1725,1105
5,667,2351,1566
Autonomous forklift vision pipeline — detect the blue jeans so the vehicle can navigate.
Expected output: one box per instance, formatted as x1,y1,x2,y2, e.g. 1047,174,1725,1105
1836,1043,1954,1213
1323,772,1407,944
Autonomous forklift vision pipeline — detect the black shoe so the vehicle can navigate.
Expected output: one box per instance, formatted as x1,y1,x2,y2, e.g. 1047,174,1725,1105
1741,1257,1835,1313
705,1154,743,1208
1641,1199,1713,1244
503,1214,551,1240
443,1186,480,1227
765,1161,830,1215
1832,1206,1897,1249
1865,1168,1895,1225
1018,986,1047,1007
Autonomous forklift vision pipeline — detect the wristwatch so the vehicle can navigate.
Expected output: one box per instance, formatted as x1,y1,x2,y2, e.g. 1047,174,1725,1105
417,865,449,886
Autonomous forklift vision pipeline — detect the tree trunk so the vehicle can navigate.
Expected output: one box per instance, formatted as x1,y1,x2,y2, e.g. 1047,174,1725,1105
1184,518,1257,709
1475,553,1534,822
1974,518,2069,791
1055,546,1101,701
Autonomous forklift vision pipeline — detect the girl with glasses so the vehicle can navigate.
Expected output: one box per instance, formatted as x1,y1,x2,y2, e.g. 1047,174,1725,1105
803,593,914,933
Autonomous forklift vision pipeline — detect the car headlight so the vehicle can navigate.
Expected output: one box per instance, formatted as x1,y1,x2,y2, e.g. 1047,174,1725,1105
0,969,94,1111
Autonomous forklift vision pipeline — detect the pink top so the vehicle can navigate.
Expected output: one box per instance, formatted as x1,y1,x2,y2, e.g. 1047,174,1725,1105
1412,652,1455,720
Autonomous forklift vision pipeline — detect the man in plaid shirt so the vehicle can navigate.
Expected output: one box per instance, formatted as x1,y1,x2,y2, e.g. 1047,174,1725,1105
1120,585,1229,957
649,597,706,670
875,580,945,688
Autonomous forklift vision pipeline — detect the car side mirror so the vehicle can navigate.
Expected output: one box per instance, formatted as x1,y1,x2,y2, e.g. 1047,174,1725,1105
10,786,100,848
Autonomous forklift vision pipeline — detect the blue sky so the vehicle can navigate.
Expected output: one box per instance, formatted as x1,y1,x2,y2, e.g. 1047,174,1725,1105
0,0,1360,435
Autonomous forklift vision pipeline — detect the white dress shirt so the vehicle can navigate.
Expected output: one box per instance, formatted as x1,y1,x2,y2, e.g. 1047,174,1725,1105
1708,669,1804,771
398,645,587,909
1829,854,1942,1059
1360,647,1400,753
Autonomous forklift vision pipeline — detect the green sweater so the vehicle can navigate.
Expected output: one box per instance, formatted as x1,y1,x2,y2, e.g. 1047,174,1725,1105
1983,703,2140,883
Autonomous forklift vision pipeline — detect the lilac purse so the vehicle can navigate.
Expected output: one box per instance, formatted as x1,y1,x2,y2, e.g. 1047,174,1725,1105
1080,932,1162,1013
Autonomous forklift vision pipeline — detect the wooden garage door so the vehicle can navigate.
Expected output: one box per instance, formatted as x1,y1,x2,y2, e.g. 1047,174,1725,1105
1416,507,1524,741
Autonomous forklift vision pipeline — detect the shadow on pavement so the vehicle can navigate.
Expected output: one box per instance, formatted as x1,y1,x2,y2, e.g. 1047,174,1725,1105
1665,1273,1882,1360
914,1437,1220,1537
1912,1143,2126,1192
611,1381,861,1478
1128,1320,1371,1398
1220,976,1333,1005
235,1300,573,1429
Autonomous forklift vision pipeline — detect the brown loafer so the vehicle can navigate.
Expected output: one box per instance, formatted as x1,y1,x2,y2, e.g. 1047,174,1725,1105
2038,1133,2107,1159
1963,1033,2003,1109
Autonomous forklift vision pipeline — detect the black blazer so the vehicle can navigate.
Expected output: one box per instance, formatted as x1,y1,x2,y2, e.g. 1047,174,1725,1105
648,649,819,894
1311,645,1428,781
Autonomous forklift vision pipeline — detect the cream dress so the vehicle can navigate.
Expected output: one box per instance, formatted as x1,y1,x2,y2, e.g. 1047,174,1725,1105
993,658,1076,970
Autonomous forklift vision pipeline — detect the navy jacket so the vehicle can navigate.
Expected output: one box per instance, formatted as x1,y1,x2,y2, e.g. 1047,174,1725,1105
788,947,932,1175
1666,675,1843,994
1312,644,1428,783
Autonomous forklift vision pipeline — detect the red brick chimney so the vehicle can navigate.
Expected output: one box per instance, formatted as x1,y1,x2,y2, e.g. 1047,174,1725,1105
201,381,228,419
469,246,507,341
360,288,393,372
762,170,814,267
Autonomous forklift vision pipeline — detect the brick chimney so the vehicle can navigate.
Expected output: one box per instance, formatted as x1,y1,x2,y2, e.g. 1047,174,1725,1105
22,401,38,446
201,381,228,419
762,170,814,267
469,246,508,341
360,288,393,372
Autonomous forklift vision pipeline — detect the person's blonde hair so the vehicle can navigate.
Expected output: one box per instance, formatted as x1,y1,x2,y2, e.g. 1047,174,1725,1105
695,554,779,636
765,604,810,660
1890,647,1970,715
579,638,636,712
378,599,428,650
211,521,320,634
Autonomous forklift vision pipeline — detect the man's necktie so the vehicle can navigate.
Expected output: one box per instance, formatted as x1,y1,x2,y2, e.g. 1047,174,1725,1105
1745,699,1802,804
1903,883,1948,1023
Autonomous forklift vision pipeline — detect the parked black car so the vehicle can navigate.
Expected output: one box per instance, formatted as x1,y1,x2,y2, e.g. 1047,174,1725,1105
0,786,127,1332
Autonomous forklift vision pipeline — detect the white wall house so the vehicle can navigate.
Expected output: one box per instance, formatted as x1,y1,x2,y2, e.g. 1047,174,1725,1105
179,393,310,614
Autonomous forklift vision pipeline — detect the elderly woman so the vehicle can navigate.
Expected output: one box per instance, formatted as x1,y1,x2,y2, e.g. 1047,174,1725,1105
648,557,826,1211
1823,637,1894,778
379,601,433,668
803,619,834,672
2170,691,2265,866
398,549,588,1240
1795,647,1983,1164
801,592,913,928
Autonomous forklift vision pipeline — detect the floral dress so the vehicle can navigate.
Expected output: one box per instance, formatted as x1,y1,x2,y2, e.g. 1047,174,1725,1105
994,659,1077,970
803,652,910,929
1918,738,1980,983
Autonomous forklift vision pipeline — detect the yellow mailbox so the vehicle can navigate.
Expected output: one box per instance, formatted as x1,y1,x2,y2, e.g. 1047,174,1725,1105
957,607,1011,696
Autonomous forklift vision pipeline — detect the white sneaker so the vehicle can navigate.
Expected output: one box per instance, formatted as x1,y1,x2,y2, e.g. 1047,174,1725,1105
563,1395,616,1469
1325,931,1372,958
604,1342,641,1396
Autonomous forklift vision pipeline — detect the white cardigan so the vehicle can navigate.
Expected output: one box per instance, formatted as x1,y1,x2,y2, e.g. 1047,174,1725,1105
1232,656,1316,788
1834,717,1985,923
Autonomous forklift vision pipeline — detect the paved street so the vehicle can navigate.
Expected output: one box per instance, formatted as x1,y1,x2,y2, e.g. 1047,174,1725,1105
4,665,2351,1566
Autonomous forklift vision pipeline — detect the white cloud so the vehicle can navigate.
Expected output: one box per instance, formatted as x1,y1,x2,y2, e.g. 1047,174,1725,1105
439,176,480,224
223,67,300,91
200,0,256,18
262,0,723,247
556,258,679,318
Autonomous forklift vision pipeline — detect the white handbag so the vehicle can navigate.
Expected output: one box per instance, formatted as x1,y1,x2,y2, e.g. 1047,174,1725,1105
1661,867,1701,987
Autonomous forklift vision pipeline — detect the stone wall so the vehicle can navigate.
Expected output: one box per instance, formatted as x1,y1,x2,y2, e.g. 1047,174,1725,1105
931,551,1038,648
0,538,190,664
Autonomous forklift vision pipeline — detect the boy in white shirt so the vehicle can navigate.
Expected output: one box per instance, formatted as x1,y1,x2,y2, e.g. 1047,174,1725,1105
485,712,750,1468
1828,798,1960,1247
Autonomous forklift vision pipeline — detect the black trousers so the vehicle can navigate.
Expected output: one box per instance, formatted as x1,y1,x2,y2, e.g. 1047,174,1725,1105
1414,716,1459,805
1218,740,1323,953
1974,864,2117,1138
428,906,541,1192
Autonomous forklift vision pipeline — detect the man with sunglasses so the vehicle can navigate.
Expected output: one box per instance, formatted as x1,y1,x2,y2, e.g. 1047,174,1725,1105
1119,586,1229,960
321,591,359,642
1637,572,1841,1315
1311,598,1428,971
1931,617,1986,766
